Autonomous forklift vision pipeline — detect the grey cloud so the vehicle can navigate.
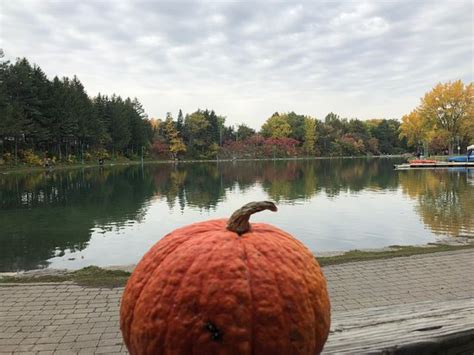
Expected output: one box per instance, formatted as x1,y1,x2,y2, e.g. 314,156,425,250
0,0,472,128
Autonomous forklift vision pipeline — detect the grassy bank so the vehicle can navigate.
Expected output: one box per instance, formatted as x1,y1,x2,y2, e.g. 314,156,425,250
316,243,474,266
0,159,148,174
0,154,410,174
1,244,473,288
0,266,130,288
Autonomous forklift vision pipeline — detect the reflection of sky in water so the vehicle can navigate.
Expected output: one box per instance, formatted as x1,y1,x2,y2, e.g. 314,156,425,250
48,185,435,269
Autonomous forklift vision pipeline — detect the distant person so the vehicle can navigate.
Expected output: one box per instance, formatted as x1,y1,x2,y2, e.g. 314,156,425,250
98,158,104,166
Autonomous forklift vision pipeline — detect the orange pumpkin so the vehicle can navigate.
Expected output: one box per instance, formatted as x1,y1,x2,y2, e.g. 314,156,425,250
120,201,330,354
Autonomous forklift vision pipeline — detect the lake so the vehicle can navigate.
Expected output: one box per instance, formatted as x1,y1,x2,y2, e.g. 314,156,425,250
1,158,473,271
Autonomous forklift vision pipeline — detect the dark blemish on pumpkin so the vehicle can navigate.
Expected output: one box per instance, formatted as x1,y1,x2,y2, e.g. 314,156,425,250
290,328,304,342
204,321,223,342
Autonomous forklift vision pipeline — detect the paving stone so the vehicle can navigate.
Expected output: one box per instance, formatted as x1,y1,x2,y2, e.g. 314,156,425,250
72,340,99,349
95,345,122,353
0,249,472,354
32,343,58,351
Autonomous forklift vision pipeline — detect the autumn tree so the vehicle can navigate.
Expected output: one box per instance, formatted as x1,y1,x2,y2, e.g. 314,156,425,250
418,80,473,154
164,114,186,159
302,117,316,155
260,112,292,138
399,110,429,153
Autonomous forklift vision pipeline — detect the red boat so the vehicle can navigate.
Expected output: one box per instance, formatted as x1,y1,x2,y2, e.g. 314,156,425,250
409,159,437,164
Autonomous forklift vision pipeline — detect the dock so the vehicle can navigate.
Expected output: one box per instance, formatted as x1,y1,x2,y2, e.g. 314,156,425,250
394,161,474,170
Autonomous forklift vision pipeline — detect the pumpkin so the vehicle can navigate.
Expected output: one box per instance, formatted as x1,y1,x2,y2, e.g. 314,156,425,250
120,201,330,355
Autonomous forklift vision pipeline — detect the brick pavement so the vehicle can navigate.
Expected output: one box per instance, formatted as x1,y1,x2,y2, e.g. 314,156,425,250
0,249,473,354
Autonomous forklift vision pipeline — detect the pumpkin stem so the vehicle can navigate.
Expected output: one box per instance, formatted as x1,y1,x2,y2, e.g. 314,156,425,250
227,201,277,235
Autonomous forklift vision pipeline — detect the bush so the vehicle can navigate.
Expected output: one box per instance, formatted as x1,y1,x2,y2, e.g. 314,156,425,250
20,149,43,166
94,148,110,160
67,154,77,163
2,152,14,164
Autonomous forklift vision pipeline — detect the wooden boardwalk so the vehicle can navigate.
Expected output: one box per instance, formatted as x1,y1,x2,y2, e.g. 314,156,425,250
324,298,474,354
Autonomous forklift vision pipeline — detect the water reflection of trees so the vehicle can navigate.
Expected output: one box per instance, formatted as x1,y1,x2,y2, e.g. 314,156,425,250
151,158,401,206
5,158,469,271
399,169,474,237
0,167,157,271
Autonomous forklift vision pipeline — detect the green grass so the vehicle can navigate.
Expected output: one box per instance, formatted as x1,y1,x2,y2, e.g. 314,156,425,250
316,243,474,266
0,159,147,174
0,266,130,288
1,244,473,287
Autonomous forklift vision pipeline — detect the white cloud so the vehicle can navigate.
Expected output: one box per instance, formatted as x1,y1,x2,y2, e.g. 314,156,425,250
0,0,472,129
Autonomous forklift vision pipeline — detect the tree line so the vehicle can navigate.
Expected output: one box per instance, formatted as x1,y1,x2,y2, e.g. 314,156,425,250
1,56,471,165
0,57,153,164
150,110,407,160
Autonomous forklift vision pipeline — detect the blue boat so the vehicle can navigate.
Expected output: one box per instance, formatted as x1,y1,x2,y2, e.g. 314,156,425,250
448,145,474,162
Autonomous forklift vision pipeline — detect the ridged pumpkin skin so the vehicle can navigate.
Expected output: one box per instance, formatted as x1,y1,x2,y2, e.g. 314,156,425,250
120,217,330,355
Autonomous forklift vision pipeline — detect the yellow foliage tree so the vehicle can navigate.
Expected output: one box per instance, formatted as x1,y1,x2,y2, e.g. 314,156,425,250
418,80,473,153
399,110,429,152
164,117,186,159
303,117,316,155
260,113,292,138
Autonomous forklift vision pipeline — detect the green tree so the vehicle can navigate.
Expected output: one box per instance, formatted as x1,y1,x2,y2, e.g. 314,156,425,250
183,110,210,158
287,112,306,142
128,98,149,154
236,124,255,141
107,96,131,155
0,56,154,163
176,109,184,135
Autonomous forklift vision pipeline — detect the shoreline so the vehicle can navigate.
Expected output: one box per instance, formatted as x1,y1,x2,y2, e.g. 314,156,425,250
0,154,410,174
1,240,472,284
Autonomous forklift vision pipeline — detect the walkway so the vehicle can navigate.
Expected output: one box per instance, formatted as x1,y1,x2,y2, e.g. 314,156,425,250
0,249,473,354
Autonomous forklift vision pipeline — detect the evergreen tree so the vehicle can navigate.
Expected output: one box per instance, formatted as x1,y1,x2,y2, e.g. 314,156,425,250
176,109,184,134
236,124,255,141
108,96,131,154
128,98,149,154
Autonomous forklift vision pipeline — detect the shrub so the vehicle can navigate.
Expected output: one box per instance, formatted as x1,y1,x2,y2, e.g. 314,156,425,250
67,154,77,163
94,148,110,160
20,149,43,166
2,152,14,164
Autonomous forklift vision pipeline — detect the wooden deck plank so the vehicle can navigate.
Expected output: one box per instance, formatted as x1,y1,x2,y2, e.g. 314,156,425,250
323,298,474,354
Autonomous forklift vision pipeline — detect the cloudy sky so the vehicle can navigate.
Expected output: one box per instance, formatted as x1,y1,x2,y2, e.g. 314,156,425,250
1,0,472,129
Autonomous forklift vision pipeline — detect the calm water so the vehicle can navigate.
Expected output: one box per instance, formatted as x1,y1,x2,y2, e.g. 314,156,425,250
1,158,473,271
